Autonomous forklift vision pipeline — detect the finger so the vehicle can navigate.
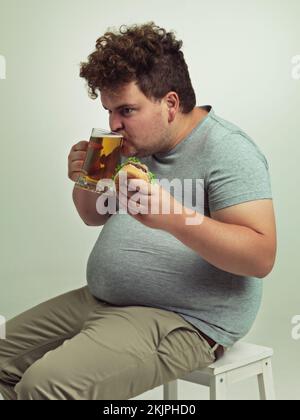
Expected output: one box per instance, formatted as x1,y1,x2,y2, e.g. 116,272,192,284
71,141,89,153
127,179,152,195
119,188,151,214
131,194,149,214
118,190,148,215
118,191,129,212
69,171,83,182
70,160,85,172
68,151,87,163
127,199,143,215
118,189,130,203
118,186,144,203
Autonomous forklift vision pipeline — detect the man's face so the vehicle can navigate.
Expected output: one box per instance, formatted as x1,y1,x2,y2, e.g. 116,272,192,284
100,82,172,158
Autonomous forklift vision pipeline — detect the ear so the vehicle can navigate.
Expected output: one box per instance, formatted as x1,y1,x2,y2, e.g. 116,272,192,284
164,92,180,123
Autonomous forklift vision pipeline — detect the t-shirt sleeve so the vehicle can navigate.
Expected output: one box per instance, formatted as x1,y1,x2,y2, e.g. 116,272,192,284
206,133,273,213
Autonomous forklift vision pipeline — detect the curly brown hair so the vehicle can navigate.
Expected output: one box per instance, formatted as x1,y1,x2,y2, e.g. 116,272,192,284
79,22,196,113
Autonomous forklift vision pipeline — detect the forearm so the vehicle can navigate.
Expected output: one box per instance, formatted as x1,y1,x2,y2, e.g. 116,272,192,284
72,186,110,226
167,208,271,278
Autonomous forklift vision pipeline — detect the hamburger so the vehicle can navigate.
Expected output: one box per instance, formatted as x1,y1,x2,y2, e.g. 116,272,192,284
112,157,156,193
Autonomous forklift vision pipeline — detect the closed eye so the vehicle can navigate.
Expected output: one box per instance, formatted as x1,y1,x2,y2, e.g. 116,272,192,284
121,108,135,116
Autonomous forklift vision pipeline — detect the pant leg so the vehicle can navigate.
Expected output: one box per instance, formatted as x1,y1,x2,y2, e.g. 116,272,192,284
15,304,216,400
0,286,101,400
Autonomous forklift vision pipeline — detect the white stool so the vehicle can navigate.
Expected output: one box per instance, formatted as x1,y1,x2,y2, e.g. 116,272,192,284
163,342,275,400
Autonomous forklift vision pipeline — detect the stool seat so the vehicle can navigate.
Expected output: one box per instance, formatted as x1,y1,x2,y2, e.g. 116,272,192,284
163,342,275,400
200,342,273,375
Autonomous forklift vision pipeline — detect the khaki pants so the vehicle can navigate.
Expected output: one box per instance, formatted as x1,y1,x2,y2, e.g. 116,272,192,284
0,286,215,400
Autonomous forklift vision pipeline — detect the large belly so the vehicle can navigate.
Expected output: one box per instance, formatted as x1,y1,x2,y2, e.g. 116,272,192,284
86,214,229,309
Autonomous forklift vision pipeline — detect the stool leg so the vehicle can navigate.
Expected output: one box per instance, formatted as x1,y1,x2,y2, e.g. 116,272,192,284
210,374,227,400
163,380,178,400
258,358,275,400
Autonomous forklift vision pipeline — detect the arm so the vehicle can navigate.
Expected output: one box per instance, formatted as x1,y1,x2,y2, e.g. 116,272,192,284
166,199,277,278
72,186,111,226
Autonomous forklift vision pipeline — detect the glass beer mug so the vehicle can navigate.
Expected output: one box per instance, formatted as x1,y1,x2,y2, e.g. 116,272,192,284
75,128,123,194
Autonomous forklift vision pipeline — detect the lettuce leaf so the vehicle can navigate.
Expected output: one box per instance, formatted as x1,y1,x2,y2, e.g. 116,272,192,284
112,157,156,183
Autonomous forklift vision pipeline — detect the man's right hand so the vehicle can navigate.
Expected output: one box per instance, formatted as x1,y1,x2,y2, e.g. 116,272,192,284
70,141,113,226
68,141,89,182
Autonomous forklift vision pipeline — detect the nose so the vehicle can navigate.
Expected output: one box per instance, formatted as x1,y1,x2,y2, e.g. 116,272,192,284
109,112,124,133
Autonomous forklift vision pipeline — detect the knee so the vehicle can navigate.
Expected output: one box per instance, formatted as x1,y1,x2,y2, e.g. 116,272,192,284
15,363,52,400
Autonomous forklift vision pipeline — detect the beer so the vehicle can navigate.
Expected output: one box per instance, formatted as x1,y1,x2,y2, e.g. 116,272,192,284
75,129,123,193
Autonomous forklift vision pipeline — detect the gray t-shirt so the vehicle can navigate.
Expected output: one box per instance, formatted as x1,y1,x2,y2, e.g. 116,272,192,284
86,106,273,347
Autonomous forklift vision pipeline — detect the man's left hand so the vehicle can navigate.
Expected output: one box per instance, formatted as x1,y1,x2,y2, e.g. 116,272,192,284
117,176,183,231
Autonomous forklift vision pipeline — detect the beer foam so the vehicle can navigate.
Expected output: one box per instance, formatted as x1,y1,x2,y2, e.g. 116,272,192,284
91,128,123,138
